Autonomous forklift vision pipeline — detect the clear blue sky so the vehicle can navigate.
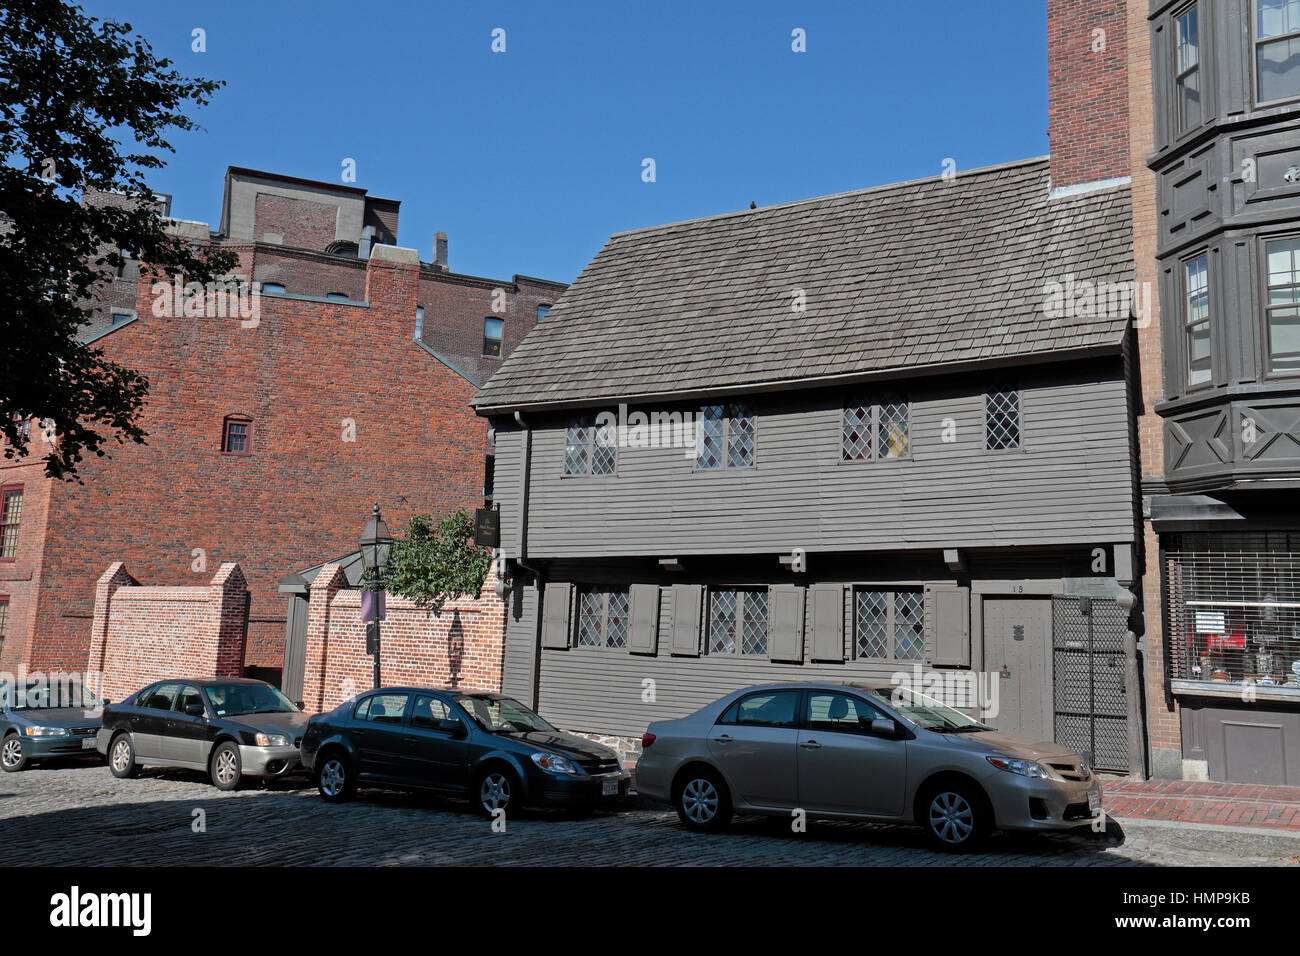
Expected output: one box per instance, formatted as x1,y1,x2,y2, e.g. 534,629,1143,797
84,0,1048,285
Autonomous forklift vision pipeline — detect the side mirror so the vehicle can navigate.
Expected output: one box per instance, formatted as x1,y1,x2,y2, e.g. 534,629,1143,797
294,700,305,711
440,719,468,738
868,718,897,739
184,702,206,718
101,698,111,707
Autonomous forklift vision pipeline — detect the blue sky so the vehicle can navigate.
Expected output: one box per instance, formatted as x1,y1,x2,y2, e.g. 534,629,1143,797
84,0,1048,285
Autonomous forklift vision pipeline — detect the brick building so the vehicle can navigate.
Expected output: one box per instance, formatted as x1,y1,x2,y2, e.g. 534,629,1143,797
0,168,565,691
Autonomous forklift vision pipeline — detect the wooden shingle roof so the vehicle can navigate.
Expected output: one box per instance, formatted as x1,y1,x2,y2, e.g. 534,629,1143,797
473,157,1134,412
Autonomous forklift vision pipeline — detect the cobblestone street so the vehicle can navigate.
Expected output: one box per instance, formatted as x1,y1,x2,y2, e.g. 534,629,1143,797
3,759,1297,867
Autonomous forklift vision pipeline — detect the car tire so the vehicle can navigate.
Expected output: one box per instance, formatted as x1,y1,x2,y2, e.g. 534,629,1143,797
316,751,356,803
209,740,243,791
0,733,28,773
108,733,139,779
920,781,991,851
473,765,520,818
673,768,732,833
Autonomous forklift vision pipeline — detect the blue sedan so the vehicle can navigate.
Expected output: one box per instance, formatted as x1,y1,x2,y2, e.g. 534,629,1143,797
1,679,103,772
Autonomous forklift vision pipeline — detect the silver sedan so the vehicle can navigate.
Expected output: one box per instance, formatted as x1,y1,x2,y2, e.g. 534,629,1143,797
635,680,1102,850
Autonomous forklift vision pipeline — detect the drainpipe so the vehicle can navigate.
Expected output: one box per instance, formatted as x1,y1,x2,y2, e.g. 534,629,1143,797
513,411,544,710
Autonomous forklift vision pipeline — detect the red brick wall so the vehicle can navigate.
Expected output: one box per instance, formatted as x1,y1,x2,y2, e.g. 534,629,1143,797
0,453,54,667
8,250,489,676
87,561,250,701
1048,0,1131,189
299,563,506,713
254,193,340,250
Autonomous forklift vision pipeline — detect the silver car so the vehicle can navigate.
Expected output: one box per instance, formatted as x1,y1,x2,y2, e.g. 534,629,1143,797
635,680,1102,850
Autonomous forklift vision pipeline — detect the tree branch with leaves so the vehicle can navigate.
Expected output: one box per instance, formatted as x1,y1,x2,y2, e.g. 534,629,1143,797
380,511,493,613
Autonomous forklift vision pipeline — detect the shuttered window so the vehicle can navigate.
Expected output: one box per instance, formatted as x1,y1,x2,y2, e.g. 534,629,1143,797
576,588,630,649
854,588,925,661
708,587,769,656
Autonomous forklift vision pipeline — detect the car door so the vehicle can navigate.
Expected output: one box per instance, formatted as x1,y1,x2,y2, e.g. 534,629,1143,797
164,684,210,765
402,694,470,791
706,689,802,810
796,690,908,817
352,693,412,781
134,683,182,760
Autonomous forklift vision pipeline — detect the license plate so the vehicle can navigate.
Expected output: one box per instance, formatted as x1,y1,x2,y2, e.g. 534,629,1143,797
82,738,96,750
1087,789,1101,813
601,778,619,796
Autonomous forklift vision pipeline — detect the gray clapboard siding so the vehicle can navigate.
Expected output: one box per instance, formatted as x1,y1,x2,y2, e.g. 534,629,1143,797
502,585,538,703
492,369,1134,559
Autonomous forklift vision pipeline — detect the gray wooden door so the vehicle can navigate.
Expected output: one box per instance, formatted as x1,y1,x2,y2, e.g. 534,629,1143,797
982,597,1053,740
281,595,309,702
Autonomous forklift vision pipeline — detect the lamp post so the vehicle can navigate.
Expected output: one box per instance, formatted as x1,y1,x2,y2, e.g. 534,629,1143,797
359,503,394,689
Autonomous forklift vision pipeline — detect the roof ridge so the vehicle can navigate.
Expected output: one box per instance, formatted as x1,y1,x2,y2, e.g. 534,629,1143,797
608,155,1051,239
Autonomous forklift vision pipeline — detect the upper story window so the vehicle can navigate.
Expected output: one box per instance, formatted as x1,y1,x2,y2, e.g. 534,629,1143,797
260,282,285,295
697,403,754,469
563,416,616,476
1175,5,1202,129
1264,237,1300,373
1256,0,1300,103
984,390,1021,450
483,317,504,357
325,292,348,301
576,588,629,648
842,399,910,461
0,487,23,559
0,596,8,649
1184,253,1212,386
854,588,925,661
708,587,769,656
537,304,551,322
221,417,253,455
111,311,132,326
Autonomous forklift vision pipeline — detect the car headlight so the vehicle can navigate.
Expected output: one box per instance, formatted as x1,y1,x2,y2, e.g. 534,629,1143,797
24,726,69,737
986,755,1054,779
531,751,578,774
255,733,290,747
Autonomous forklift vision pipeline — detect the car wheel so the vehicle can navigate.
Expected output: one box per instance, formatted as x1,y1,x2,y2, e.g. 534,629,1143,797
0,733,27,773
108,734,139,779
316,752,356,803
209,741,242,791
674,768,732,833
474,766,519,817
921,782,991,851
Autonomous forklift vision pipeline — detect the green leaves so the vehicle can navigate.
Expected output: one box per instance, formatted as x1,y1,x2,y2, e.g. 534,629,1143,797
382,511,492,611
0,0,237,479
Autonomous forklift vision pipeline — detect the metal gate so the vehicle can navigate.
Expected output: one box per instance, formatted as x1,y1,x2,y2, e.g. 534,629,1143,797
1051,597,1129,773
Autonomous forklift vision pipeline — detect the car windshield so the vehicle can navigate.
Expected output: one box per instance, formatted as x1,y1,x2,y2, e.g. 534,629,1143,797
455,695,554,734
2,680,101,711
867,686,991,733
204,683,297,717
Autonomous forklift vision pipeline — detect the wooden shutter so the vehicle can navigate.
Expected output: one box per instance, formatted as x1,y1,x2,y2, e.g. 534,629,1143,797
670,584,703,657
628,584,660,655
810,584,845,662
768,585,804,662
540,582,574,649
924,583,971,666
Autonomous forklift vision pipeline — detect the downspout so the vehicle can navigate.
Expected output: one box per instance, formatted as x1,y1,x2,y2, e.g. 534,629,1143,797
513,410,544,710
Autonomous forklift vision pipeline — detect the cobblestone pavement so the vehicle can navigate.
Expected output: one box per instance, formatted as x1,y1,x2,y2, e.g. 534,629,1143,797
2,759,1297,867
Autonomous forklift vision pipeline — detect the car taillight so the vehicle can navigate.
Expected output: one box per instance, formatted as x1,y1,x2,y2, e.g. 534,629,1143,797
641,733,656,748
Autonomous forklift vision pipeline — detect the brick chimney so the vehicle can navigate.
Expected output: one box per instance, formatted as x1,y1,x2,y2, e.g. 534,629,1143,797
433,231,448,271
1047,0,1131,193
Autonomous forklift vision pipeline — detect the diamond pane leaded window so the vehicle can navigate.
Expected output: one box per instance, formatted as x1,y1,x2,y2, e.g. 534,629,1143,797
878,401,910,459
985,390,1021,450
709,588,768,656
842,405,873,461
696,405,725,469
855,587,925,660
894,591,925,660
1,489,23,558
577,588,630,649
727,404,755,467
563,417,617,476
855,590,890,658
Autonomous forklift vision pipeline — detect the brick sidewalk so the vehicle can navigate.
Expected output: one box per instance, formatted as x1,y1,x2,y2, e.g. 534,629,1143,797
1102,778,1300,832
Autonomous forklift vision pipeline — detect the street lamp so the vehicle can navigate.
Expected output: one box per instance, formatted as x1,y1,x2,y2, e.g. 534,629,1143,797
360,503,394,689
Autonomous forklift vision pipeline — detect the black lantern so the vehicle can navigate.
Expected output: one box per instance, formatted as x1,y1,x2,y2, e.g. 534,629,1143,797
360,503,394,579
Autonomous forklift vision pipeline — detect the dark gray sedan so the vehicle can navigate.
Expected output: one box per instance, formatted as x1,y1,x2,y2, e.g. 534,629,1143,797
0,679,103,772
300,687,630,815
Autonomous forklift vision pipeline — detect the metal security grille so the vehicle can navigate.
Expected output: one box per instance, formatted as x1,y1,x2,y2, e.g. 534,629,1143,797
1051,597,1129,772
1166,547,1300,687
